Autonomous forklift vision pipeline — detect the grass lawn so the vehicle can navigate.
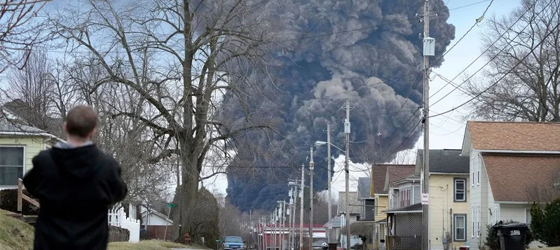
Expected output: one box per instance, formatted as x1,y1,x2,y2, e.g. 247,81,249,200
109,240,206,250
1,210,204,250
0,209,35,250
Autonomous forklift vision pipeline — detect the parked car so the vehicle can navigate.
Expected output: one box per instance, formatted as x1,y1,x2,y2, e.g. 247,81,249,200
459,242,470,250
224,236,245,250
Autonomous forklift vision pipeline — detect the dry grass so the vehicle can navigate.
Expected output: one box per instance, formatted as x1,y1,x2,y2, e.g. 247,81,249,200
1,210,201,250
0,209,35,250
108,240,205,250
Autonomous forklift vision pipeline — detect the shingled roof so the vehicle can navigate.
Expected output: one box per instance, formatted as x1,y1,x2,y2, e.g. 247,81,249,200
338,191,360,215
463,121,560,152
483,154,560,202
417,149,469,174
383,165,416,191
358,177,371,200
371,164,389,195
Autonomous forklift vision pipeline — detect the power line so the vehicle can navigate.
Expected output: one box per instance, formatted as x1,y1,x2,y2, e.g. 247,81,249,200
434,0,494,66
429,0,549,103
431,15,560,118
449,0,492,11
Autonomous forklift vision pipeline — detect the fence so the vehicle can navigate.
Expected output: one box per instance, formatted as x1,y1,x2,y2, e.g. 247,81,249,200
17,178,39,211
108,205,141,243
386,236,422,250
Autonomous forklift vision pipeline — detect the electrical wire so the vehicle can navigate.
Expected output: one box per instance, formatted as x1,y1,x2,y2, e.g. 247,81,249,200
429,0,551,104
434,0,494,66
430,1,560,118
449,0,492,11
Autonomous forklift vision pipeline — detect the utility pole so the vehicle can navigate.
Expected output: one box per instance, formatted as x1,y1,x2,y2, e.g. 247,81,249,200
344,99,351,250
326,122,332,244
279,201,285,250
309,146,314,250
299,164,305,250
272,213,276,250
291,181,298,250
421,0,434,250
288,182,294,250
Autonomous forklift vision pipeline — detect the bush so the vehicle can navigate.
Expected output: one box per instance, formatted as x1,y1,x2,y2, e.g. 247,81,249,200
530,199,560,246
0,188,39,215
484,220,533,250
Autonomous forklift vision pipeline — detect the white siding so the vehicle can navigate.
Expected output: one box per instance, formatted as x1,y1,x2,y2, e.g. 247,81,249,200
141,214,171,226
469,148,482,250
500,204,530,223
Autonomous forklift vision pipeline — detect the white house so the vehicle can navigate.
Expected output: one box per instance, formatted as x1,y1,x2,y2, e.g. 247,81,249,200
139,204,174,240
461,121,560,250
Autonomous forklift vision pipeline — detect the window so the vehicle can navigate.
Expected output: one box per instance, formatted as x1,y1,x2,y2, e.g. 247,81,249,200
454,178,467,202
0,147,25,186
476,161,480,185
526,209,532,225
454,214,467,241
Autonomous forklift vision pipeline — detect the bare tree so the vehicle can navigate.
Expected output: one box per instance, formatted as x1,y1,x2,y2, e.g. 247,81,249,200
389,149,416,164
3,50,59,131
219,199,244,237
466,0,560,121
49,0,279,240
526,172,560,203
0,0,51,73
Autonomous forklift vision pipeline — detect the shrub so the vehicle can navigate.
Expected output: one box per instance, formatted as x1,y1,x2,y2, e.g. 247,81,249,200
0,188,39,215
530,199,560,246
484,220,533,250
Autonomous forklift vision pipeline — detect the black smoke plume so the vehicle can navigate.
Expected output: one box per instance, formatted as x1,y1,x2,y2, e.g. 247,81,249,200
223,0,455,212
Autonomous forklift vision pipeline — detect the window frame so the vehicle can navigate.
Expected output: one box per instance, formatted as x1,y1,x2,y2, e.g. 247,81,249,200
454,178,467,202
0,145,26,187
454,214,467,242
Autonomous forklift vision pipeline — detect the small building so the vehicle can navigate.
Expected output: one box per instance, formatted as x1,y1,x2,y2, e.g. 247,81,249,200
139,205,173,241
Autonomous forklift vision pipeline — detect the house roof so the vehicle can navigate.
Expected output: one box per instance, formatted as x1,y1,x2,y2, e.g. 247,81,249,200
0,119,46,133
483,154,560,202
338,191,361,215
371,164,390,195
358,177,371,200
324,215,342,228
141,207,173,223
463,121,560,152
383,165,416,191
416,149,469,174
2,99,64,137
384,203,423,214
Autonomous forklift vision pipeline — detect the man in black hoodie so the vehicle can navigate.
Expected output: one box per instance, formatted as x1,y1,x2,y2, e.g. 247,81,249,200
23,105,128,250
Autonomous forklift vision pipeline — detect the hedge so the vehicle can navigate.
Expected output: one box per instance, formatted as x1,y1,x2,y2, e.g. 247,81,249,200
0,188,39,215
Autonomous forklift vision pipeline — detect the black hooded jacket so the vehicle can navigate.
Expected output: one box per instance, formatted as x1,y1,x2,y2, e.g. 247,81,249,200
23,142,128,250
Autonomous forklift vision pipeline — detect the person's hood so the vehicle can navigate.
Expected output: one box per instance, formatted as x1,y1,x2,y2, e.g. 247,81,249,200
50,141,101,179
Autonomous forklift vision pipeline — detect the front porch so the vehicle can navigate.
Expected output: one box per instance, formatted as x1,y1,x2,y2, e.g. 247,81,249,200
386,203,422,250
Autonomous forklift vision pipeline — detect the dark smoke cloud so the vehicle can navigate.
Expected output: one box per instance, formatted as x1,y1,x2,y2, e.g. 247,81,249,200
224,0,455,212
